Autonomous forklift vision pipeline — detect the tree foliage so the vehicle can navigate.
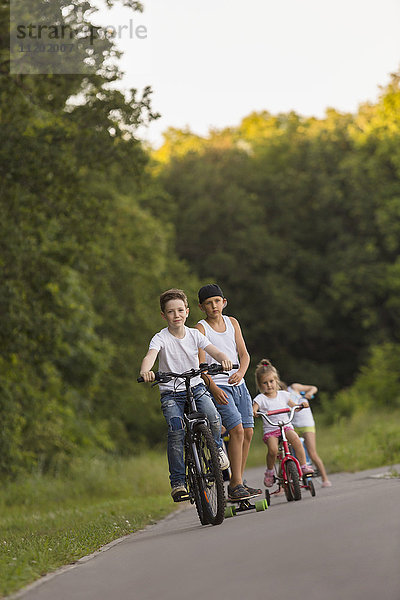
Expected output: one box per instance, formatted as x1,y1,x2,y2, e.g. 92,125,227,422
155,74,400,395
1,0,400,476
0,0,197,475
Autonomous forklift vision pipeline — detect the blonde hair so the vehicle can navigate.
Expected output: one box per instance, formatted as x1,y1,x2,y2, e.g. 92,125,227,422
159,288,188,313
255,358,283,392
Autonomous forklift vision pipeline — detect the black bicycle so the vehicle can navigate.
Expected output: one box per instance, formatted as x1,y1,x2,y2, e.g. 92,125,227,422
138,362,237,526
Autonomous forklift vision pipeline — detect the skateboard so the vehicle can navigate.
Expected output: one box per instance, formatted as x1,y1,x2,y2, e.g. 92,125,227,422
224,492,268,518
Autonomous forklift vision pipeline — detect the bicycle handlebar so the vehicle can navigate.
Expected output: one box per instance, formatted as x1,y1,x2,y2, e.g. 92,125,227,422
137,362,239,384
300,391,315,399
256,404,304,426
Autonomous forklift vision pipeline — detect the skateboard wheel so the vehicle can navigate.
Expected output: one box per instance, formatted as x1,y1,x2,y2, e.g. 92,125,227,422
255,500,267,512
224,506,236,518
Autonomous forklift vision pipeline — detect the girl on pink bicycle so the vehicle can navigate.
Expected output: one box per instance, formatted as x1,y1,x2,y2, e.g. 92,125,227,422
253,359,314,487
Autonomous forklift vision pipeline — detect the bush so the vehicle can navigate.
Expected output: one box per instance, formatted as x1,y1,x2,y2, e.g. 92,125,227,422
321,343,400,424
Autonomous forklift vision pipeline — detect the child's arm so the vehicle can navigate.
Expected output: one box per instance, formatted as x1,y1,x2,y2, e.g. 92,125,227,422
288,398,309,409
228,317,250,385
139,348,159,382
199,347,229,405
205,344,233,372
253,400,260,417
290,382,318,400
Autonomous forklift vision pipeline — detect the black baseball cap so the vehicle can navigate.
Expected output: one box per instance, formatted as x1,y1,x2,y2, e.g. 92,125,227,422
198,284,224,304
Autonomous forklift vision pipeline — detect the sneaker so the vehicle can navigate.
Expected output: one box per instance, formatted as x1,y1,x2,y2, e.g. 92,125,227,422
301,464,314,475
244,484,262,496
264,469,274,487
171,484,188,502
218,447,230,470
228,484,251,501
321,480,332,488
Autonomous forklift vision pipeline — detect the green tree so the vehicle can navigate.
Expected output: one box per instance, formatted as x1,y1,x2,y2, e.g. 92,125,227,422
0,0,195,474
154,74,400,394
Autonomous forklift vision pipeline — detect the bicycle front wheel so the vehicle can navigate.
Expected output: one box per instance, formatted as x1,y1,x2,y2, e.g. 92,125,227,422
284,460,302,501
193,424,225,525
186,435,208,525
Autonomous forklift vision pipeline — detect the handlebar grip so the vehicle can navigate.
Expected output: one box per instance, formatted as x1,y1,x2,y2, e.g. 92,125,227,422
232,363,239,369
300,391,314,399
137,376,144,383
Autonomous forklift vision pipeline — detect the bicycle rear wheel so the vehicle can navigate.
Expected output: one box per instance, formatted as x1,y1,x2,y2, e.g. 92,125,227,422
193,424,225,525
306,476,316,497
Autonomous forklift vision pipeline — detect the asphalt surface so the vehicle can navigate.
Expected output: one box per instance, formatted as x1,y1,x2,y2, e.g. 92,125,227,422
12,464,400,600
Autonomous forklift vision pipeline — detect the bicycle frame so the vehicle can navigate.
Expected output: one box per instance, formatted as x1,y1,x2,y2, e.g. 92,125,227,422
257,406,313,502
178,371,226,525
183,378,210,477
265,407,303,481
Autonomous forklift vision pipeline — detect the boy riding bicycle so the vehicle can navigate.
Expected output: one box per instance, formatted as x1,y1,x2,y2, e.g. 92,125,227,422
139,288,232,502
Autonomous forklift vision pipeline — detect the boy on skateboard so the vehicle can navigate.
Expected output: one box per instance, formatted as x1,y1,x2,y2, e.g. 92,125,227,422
196,284,260,501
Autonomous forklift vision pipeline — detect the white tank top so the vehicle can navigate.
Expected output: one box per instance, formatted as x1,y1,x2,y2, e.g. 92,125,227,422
198,316,242,386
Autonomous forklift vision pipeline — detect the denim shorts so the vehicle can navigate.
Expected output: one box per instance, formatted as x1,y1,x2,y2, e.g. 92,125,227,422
214,382,254,432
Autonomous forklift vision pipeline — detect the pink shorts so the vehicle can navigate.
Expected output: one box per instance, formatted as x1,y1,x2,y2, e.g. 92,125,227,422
263,425,294,443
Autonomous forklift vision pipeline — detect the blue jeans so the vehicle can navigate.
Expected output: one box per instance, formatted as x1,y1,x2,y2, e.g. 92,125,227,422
160,383,222,487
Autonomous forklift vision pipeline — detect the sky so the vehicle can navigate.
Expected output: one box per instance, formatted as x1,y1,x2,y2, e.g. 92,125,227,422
94,0,400,147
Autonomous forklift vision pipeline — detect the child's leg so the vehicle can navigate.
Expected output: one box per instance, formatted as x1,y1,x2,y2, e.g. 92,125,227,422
286,430,307,466
231,383,254,478
303,432,330,482
263,436,278,487
266,436,279,470
160,393,186,487
211,386,244,489
227,423,245,488
193,385,222,448
242,427,253,477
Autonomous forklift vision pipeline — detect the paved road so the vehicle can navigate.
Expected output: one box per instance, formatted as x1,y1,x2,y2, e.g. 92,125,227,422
13,465,400,600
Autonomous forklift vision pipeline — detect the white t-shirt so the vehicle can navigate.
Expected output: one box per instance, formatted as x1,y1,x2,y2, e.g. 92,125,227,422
149,326,211,392
198,316,242,386
287,386,315,428
253,390,292,435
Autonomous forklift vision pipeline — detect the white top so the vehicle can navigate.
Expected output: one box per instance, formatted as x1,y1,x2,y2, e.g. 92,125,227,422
149,326,211,392
253,390,292,435
198,316,242,386
287,386,315,428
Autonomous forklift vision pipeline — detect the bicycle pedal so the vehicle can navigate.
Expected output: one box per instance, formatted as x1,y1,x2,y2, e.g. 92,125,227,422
173,493,190,502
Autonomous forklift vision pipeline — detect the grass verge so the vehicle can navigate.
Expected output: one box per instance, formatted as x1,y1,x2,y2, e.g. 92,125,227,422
2,409,400,597
0,452,175,598
246,408,400,473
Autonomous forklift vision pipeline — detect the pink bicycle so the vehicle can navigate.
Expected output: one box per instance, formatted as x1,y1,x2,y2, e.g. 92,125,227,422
256,405,316,505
